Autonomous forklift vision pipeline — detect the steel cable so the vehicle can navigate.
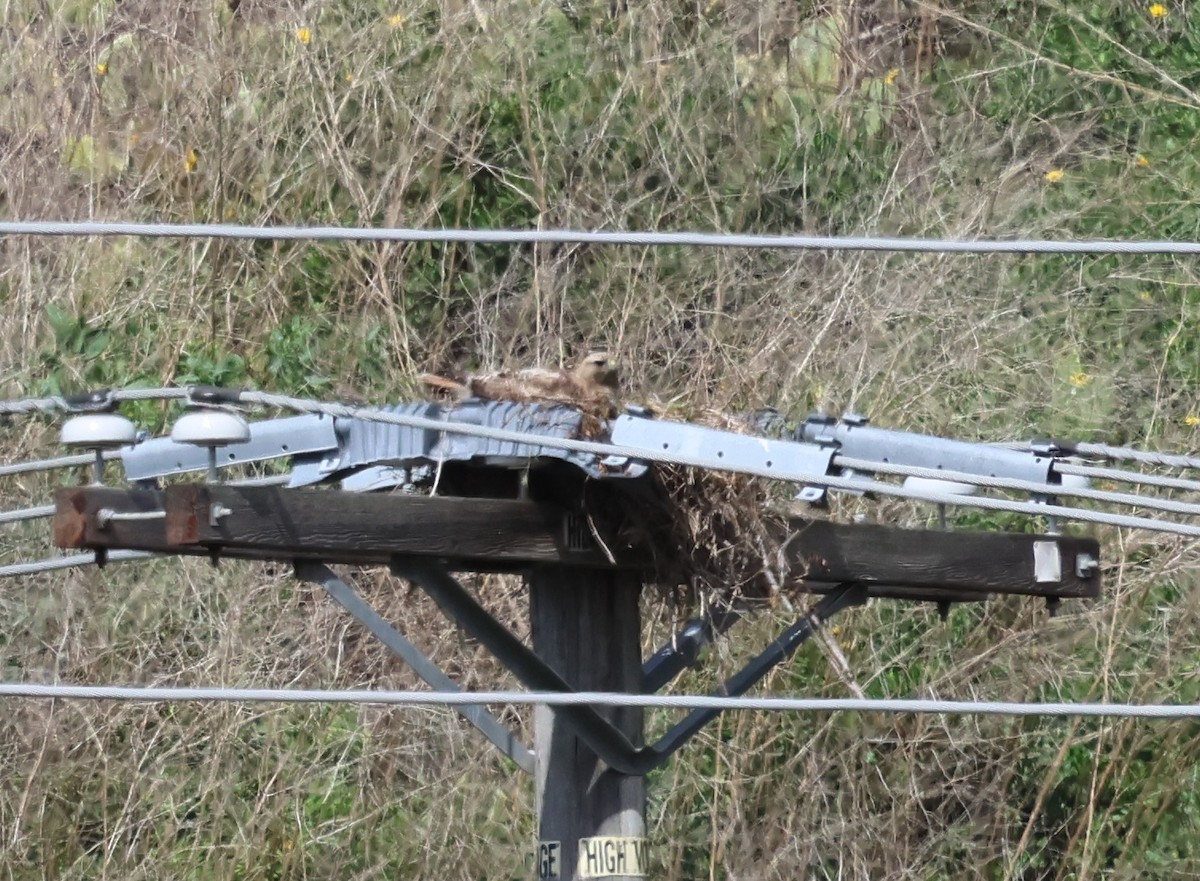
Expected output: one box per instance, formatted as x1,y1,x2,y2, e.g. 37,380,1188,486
0,550,153,577
832,455,1200,518
1054,461,1200,494
3,220,1200,254
0,683,1198,718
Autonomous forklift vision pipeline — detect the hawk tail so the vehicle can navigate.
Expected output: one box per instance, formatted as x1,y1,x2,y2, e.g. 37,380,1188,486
419,373,471,401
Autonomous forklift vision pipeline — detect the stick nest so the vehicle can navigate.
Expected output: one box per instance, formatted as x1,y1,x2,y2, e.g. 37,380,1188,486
587,408,801,610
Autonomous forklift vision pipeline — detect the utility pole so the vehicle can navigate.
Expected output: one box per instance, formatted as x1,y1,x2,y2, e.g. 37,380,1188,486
53,481,1101,881
531,567,646,881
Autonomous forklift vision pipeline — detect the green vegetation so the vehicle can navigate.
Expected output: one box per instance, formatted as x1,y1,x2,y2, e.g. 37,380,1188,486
3,1,1200,878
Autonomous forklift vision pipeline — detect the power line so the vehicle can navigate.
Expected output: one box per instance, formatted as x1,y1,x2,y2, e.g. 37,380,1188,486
0,386,188,417
1007,439,1200,471
833,455,1200,518
0,550,153,577
0,451,109,475
3,220,1200,254
0,683,1197,718
0,504,56,525
1057,461,1200,494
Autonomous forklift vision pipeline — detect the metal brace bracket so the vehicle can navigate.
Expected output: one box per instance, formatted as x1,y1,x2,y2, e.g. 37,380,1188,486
642,603,747,693
391,558,867,776
294,561,535,774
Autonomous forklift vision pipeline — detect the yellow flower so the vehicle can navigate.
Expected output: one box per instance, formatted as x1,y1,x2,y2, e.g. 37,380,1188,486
388,13,406,28
1186,415,1200,427
1149,3,1168,18
344,72,354,83
295,26,312,45
1135,155,1150,168
183,149,198,173
95,62,107,76
884,68,900,86
1068,371,1091,389
1137,289,1153,302
225,208,236,219
1044,169,1065,183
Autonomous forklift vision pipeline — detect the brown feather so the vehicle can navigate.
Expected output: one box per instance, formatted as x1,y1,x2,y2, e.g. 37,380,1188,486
420,352,621,435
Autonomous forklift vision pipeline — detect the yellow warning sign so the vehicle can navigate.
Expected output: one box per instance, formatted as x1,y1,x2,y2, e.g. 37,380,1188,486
537,841,562,880
577,836,648,878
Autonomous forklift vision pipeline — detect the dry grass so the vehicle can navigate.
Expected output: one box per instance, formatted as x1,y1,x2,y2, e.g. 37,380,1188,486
3,0,1200,878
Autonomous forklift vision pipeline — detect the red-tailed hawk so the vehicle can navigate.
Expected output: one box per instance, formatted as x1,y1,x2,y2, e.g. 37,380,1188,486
420,352,621,420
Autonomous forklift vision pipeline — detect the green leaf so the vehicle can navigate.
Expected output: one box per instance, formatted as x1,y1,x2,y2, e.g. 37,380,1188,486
82,329,110,358
45,304,76,343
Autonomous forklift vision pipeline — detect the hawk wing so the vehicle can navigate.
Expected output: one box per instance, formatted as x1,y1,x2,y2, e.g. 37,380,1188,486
467,367,584,405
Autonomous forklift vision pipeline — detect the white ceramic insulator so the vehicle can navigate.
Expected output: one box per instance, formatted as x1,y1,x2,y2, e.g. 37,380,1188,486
170,411,251,447
60,414,138,449
1057,472,1091,491
903,475,980,496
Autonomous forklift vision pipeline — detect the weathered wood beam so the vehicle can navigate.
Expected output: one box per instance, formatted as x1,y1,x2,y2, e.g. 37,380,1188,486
163,484,618,568
56,486,174,555
786,520,1100,599
53,485,1101,600
55,486,605,569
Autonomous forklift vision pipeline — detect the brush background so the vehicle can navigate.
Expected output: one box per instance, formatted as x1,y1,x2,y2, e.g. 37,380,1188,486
3,2,1200,878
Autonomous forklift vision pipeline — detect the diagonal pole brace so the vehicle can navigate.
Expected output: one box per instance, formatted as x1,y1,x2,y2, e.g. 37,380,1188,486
295,561,535,774
391,558,647,772
648,583,868,759
642,603,747,693
393,557,866,775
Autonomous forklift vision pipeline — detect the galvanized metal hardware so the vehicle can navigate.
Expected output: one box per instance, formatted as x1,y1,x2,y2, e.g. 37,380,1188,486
1075,553,1100,579
608,412,836,478
395,558,867,776
1030,439,1065,456
122,402,651,487
108,400,1099,527
95,508,166,529
642,604,746,691
796,414,1058,484
295,562,536,774
332,401,646,483
122,414,339,481
63,389,118,413
186,385,247,407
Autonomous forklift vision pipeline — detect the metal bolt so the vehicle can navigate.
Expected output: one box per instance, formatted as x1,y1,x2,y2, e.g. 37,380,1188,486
95,508,167,529
1075,553,1099,579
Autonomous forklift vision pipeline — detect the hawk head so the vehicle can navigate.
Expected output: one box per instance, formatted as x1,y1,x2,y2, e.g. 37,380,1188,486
573,351,620,391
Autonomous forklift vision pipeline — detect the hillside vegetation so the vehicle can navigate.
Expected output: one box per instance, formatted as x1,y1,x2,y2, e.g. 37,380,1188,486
3,1,1200,878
